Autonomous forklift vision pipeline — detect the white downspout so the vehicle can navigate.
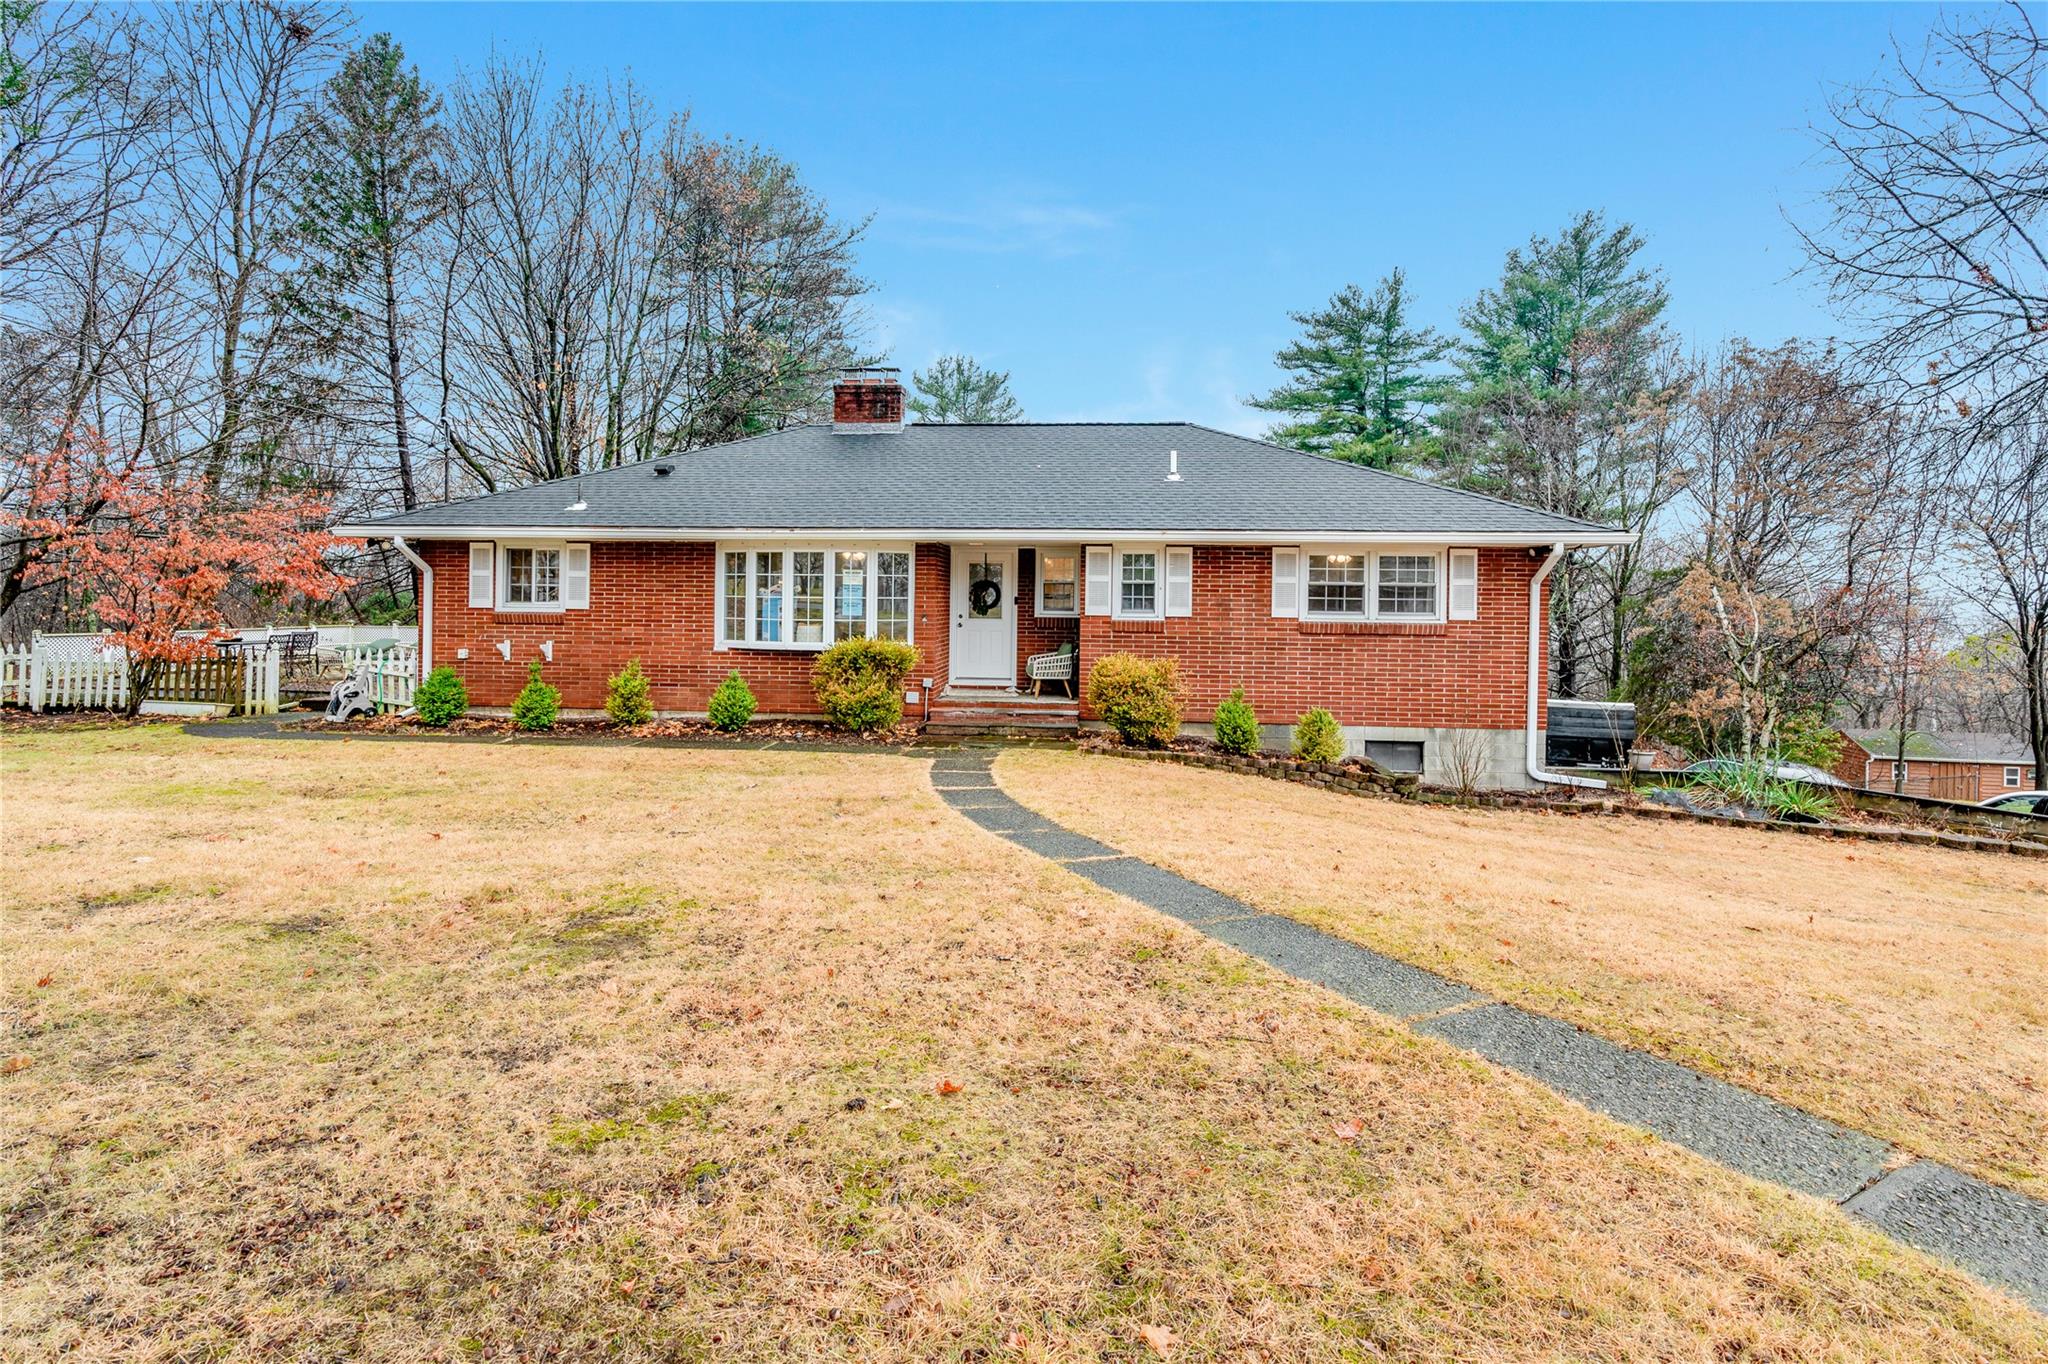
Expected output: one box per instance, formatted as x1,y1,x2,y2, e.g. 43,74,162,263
1527,542,1602,789
390,535,432,678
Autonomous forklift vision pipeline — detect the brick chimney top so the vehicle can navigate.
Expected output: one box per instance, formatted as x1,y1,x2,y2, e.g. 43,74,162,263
833,367,905,434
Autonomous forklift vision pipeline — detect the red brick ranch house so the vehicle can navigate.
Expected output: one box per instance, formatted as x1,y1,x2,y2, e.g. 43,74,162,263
337,372,1631,789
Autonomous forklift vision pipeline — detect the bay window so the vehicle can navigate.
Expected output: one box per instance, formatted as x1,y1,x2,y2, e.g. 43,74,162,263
719,544,914,649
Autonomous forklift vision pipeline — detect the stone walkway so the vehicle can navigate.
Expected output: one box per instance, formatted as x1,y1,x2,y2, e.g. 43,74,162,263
928,748,2048,1314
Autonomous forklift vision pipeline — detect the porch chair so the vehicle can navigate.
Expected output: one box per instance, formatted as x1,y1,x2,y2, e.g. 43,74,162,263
1025,641,1077,697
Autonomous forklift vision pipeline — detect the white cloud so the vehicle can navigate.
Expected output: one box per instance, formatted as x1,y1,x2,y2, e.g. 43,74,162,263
870,189,1120,258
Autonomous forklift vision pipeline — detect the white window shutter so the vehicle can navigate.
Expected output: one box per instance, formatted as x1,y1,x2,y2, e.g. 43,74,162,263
563,544,591,608
1084,546,1112,617
1165,546,1193,616
468,543,494,608
1448,549,1478,620
1270,547,1300,617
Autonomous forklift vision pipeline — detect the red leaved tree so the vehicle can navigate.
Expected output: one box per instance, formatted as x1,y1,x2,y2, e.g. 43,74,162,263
9,430,350,714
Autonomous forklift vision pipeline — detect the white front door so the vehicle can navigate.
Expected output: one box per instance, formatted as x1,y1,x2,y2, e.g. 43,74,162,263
950,548,1016,686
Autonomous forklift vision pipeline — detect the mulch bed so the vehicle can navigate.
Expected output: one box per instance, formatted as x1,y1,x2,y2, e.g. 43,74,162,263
0,706,189,734
293,712,926,746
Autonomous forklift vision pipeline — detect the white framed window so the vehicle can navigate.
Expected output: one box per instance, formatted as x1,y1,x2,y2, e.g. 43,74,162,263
496,540,588,612
2005,765,2023,788
1119,549,1158,617
1305,553,1367,617
1280,546,1446,622
1374,552,1439,619
506,546,560,606
717,543,914,650
1035,548,1080,617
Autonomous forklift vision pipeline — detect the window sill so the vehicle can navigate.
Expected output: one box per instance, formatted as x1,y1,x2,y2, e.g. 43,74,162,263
495,604,566,615
1297,619,1447,636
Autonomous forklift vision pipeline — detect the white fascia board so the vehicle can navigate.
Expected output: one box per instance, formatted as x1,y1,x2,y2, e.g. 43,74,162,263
334,524,1638,549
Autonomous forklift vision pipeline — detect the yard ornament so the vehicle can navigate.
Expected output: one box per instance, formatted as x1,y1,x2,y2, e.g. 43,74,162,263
325,663,378,722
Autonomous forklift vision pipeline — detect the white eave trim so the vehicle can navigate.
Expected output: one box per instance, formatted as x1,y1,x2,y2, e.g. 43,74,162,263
335,524,1638,549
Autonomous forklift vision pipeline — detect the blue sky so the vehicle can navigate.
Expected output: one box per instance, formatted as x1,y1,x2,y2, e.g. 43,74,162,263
368,1,1942,432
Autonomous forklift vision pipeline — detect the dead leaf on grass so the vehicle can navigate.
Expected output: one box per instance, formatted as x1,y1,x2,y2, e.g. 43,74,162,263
1139,1323,1176,1356
935,1079,962,1096
2,1055,33,1074
1332,1118,1364,1142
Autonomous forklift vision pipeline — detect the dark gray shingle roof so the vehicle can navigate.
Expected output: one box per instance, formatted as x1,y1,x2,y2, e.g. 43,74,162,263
338,422,1622,540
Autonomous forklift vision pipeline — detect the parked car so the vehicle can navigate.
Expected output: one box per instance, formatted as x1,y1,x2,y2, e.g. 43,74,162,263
1680,758,1849,789
1976,790,2048,816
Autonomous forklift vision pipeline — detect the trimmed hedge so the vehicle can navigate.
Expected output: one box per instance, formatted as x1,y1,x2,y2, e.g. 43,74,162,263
707,670,757,732
812,637,921,732
412,666,468,726
1292,707,1344,763
604,659,654,727
511,660,561,731
1084,653,1187,748
1212,687,1260,756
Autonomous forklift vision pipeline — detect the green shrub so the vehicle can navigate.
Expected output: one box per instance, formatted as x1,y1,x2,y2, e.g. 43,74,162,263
707,670,757,732
1084,653,1187,748
412,666,468,726
812,637,921,732
1688,756,1839,821
1212,687,1260,755
511,659,561,731
604,658,654,727
1292,707,1345,763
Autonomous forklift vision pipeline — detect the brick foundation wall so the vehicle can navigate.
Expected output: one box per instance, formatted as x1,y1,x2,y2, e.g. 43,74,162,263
420,540,951,713
1076,546,1545,730
415,540,1545,728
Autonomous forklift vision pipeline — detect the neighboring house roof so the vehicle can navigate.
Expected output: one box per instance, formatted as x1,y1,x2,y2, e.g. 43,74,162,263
1839,728,2036,765
334,423,1627,544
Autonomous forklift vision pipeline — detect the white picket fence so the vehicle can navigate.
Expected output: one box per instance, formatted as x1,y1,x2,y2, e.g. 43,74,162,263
353,646,419,712
0,644,280,715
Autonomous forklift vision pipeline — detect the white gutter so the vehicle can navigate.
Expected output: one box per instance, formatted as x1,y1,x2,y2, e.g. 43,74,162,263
335,523,1637,548
1527,542,1603,790
389,534,432,677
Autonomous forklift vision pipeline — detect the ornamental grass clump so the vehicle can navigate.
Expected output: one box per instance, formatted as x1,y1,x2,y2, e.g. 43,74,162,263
604,659,654,727
511,659,561,732
1212,687,1260,756
1292,707,1345,763
411,666,468,726
1084,653,1187,748
707,670,757,732
812,637,921,732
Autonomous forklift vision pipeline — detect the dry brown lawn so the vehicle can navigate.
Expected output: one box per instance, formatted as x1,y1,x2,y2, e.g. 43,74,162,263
997,749,2048,1202
2,727,2043,1361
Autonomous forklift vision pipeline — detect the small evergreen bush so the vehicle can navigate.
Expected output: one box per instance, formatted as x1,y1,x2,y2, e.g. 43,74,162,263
812,637,921,732
412,666,468,726
1292,707,1345,763
1212,687,1260,756
707,670,757,732
604,658,654,726
1084,653,1187,748
511,659,561,731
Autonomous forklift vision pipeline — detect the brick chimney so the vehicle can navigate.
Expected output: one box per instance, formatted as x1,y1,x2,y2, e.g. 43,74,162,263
832,367,906,434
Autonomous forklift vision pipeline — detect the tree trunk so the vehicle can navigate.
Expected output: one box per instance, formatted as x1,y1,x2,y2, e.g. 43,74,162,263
381,245,417,509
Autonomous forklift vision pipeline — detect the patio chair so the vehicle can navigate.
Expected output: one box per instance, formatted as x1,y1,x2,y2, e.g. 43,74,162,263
1025,641,1078,697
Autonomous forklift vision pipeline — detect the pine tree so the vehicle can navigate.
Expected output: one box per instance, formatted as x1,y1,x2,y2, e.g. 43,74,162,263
1248,271,1450,469
287,33,447,509
908,354,1023,423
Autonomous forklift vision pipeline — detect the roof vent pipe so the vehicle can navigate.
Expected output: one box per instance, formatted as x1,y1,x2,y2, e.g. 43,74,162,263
565,478,587,513
1165,449,1182,482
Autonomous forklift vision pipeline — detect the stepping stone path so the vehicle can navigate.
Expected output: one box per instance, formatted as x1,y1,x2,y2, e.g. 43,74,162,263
929,747,2048,1314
